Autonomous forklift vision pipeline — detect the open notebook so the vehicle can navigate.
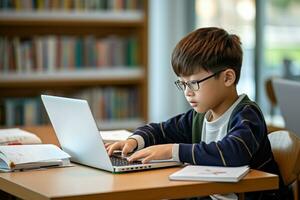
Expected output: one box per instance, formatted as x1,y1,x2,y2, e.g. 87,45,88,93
0,144,71,172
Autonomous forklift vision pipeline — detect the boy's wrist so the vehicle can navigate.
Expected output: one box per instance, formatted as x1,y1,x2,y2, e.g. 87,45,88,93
172,144,180,162
126,138,138,151
127,135,145,150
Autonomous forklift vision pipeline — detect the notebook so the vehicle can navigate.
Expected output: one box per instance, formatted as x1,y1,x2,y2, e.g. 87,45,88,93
41,95,182,173
272,78,300,138
169,165,250,182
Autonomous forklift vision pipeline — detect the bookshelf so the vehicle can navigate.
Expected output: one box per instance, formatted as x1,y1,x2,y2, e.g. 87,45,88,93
0,0,148,130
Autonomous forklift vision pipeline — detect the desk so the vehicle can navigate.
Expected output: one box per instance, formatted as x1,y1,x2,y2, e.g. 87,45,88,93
0,126,279,200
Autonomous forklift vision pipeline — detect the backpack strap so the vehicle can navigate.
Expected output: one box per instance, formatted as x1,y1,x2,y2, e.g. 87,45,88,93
192,110,206,143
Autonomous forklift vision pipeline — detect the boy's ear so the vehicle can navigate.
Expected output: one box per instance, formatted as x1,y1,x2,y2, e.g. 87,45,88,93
223,69,236,86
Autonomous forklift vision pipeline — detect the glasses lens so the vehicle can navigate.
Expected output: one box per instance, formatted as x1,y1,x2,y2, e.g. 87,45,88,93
175,81,185,91
188,81,199,91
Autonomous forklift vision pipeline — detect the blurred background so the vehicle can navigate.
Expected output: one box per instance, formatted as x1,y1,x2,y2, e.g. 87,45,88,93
0,0,299,131
150,0,300,127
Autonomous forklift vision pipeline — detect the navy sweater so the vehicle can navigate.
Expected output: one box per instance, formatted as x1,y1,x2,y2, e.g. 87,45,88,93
132,95,285,199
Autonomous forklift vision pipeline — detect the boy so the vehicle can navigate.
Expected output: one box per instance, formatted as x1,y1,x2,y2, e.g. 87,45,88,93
106,27,285,199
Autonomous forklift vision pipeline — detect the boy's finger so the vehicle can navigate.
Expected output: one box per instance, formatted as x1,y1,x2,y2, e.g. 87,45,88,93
128,151,148,162
142,155,153,164
108,143,119,156
106,144,113,152
122,144,131,156
104,143,112,148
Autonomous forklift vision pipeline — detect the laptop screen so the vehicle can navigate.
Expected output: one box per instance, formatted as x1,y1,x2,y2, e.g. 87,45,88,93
272,78,300,138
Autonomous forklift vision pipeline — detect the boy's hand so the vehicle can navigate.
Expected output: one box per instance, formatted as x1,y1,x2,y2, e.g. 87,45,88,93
105,138,137,156
127,144,173,164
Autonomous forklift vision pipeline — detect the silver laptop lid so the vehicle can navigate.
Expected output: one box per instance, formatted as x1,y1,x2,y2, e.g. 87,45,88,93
272,78,300,138
41,95,114,172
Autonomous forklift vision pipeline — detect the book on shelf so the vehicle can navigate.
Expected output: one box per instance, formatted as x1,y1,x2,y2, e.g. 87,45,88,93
2,98,47,126
0,128,42,145
100,129,132,143
169,165,250,183
75,87,140,121
0,35,139,74
0,0,143,11
0,144,71,172
0,86,141,127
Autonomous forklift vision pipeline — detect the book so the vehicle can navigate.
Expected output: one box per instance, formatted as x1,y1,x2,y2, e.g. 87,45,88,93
169,165,250,183
0,144,71,172
0,128,42,145
100,129,132,143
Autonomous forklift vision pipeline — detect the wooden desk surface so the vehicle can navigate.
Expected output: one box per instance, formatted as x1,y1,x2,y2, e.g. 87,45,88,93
22,125,60,146
0,126,279,200
0,165,278,200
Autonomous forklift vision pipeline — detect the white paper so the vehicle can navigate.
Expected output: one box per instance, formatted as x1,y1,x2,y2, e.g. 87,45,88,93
100,130,132,143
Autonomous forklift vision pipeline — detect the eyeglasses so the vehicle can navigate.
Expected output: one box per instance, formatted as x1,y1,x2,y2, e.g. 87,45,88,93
174,69,225,92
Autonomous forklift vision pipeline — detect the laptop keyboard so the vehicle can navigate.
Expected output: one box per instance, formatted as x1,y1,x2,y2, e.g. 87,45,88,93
110,156,142,166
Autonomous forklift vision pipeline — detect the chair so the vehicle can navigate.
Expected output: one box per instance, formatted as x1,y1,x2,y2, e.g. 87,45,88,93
265,77,284,133
265,77,277,117
268,130,300,200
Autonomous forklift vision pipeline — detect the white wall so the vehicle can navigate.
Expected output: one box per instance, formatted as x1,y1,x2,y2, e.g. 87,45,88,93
148,0,195,122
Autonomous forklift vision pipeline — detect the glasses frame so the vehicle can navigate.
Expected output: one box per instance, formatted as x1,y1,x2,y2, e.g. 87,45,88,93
174,69,226,92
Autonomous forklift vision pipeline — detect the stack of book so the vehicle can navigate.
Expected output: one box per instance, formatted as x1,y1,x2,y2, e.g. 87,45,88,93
0,128,71,172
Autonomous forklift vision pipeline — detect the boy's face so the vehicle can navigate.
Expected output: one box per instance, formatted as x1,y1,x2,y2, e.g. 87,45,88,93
178,69,228,113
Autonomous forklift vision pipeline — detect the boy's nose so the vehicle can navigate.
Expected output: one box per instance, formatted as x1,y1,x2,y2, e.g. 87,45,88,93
184,87,194,96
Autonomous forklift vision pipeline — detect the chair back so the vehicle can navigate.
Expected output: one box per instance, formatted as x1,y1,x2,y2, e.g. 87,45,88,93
265,77,277,107
268,130,300,185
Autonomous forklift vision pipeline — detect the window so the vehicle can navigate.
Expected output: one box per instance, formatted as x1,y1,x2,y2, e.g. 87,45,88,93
261,0,300,125
195,0,256,100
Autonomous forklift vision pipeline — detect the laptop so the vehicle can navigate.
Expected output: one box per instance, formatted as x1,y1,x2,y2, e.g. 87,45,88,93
41,95,181,173
272,78,300,138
